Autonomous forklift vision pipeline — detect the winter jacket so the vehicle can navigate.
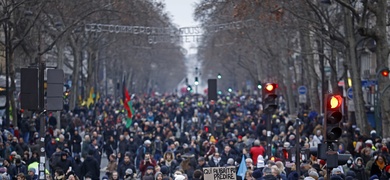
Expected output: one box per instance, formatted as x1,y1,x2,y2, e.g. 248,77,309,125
80,155,100,180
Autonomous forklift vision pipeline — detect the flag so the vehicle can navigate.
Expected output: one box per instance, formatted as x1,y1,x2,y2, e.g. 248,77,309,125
126,100,134,128
123,76,133,128
237,155,247,179
86,87,94,107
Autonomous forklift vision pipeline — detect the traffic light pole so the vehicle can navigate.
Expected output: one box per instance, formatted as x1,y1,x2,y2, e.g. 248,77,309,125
266,113,272,159
374,67,389,137
38,47,46,180
295,119,302,178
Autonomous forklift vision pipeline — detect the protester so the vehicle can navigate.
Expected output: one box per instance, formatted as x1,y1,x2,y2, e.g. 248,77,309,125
0,93,387,180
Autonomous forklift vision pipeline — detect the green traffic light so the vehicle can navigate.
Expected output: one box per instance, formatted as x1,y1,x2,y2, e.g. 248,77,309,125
257,84,262,89
218,90,222,95
228,88,232,92
217,73,222,79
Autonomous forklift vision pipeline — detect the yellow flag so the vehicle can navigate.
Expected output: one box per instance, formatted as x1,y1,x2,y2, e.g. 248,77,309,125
96,92,100,101
87,87,94,107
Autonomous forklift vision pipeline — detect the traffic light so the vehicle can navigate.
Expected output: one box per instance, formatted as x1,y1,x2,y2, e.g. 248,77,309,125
257,80,262,89
325,94,343,142
381,69,389,77
228,87,233,93
262,83,278,113
187,85,192,92
217,73,221,79
195,77,199,85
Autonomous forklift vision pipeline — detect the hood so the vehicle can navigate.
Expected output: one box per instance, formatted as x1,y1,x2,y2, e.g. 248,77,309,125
155,172,162,179
355,157,364,165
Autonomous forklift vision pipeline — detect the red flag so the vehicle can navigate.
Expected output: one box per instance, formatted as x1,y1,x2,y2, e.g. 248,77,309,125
123,78,132,118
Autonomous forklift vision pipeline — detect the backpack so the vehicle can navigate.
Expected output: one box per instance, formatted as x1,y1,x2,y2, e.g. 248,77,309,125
136,145,146,158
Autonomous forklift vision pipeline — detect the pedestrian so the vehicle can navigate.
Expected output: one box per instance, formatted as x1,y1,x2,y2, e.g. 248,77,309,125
80,150,100,180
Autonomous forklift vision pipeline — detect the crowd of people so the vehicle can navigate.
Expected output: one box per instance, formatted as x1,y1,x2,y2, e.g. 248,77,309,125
0,93,388,180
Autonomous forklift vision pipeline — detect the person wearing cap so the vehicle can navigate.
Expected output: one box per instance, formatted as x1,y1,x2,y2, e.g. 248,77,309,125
26,168,37,180
196,157,209,170
139,152,156,176
331,168,345,179
15,158,27,176
141,166,154,180
123,168,136,180
250,140,265,165
135,140,153,169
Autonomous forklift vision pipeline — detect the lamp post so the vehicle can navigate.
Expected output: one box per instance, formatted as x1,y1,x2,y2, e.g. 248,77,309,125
374,67,389,136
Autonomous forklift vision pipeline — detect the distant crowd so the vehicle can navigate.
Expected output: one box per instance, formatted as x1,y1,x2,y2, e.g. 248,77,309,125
0,93,388,180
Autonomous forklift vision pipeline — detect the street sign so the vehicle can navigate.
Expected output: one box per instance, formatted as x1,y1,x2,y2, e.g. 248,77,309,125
347,88,353,99
299,94,307,103
298,86,307,95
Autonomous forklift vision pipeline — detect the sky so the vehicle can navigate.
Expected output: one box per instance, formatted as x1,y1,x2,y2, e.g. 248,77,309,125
163,0,199,27
163,0,201,90
164,0,199,54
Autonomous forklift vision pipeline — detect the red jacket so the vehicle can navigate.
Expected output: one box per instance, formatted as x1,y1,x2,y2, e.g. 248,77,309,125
250,145,265,164
139,158,157,176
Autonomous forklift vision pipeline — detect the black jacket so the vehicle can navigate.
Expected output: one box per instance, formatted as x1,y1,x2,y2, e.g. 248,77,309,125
71,134,82,153
117,161,136,180
80,155,100,180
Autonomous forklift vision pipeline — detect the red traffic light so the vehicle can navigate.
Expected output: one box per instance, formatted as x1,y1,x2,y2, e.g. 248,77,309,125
328,95,342,110
382,70,389,77
265,83,278,92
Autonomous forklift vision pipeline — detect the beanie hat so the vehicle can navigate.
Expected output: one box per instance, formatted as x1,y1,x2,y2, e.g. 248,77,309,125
319,160,326,166
252,169,262,178
160,165,169,175
309,171,319,178
346,170,356,177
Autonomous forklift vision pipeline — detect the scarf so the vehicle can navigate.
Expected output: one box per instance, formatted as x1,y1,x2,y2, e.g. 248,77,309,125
377,160,386,170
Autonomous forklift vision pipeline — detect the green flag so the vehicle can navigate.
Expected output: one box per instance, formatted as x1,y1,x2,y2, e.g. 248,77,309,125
125,100,134,128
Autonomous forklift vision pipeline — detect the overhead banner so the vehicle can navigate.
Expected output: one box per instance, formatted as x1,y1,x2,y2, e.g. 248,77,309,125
203,166,237,180
84,19,256,36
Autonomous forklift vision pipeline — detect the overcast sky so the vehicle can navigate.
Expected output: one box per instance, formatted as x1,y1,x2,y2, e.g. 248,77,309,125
164,0,199,27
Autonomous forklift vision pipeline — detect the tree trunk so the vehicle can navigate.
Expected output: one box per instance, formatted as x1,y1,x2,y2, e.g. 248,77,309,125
301,29,320,112
69,36,81,110
9,48,17,126
57,40,65,70
343,7,369,135
375,0,390,138
86,47,96,101
285,57,296,114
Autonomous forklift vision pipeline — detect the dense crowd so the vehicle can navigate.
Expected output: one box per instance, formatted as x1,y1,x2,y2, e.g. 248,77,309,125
0,93,389,180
